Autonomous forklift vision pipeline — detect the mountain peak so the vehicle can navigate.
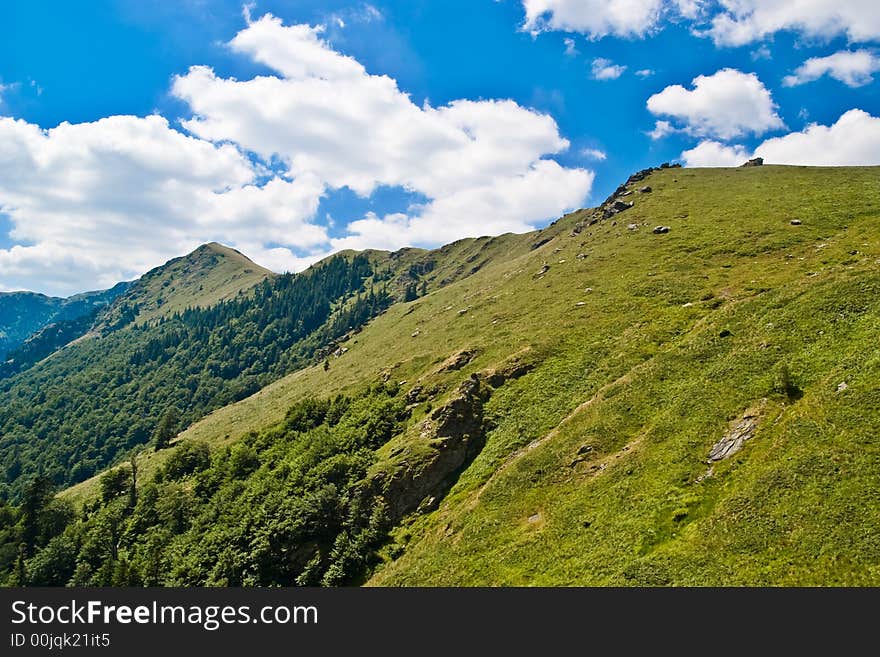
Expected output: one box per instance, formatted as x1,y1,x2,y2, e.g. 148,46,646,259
98,242,275,329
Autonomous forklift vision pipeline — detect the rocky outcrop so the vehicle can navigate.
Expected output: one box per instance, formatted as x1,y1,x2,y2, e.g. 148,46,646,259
708,402,765,461
365,351,536,523
366,376,488,523
741,157,764,167
437,348,479,373
571,164,679,231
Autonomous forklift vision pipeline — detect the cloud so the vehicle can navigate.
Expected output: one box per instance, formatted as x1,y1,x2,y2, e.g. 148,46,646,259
755,109,880,165
783,49,880,88
331,160,593,252
581,147,607,161
706,0,880,46
751,45,771,61
174,15,591,247
591,57,627,80
520,1,707,38
563,37,579,57
0,115,326,295
647,120,677,140
682,109,880,167
520,1,879,46
681,140,750,166
635,69,655,77
522,0,665,38
647,68,784,140
1,14,592,295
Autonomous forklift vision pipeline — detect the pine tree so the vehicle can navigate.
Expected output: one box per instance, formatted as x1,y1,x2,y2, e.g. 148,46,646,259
153,408,180,450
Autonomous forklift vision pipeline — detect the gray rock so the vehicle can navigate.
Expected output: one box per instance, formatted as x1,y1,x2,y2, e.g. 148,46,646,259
741,157,764,167
708,404,764,461
790,219,802,225
627,223,639,231
653,225,670,234
837,381,848,393
639,186,652,193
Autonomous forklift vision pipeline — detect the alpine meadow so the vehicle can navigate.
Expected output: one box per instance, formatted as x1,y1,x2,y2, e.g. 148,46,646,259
2,1,880,590
1,165,878,586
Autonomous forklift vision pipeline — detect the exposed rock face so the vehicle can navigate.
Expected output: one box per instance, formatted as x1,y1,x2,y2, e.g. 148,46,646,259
581,164,678,227
741,157,764,167
437,348,479,373
603,200,634,219
365,353,536,523
367,376,488,522
708,403,764,462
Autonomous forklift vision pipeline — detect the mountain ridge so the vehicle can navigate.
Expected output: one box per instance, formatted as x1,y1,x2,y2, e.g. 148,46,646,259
4,164,879,586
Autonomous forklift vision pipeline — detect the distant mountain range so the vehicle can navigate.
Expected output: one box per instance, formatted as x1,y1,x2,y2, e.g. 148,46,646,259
0,283,131,360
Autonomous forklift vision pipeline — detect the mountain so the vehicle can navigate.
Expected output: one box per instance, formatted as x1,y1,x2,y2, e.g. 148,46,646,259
0,283,130,360
96,242,275,331
0,237,488,500
3,164,880,587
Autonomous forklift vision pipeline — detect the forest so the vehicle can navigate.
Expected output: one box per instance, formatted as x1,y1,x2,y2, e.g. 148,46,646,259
0,386,408,586
0,254,396,500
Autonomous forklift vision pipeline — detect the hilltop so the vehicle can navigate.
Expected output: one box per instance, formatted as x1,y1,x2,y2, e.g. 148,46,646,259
96,242,275,330
5,165,880,586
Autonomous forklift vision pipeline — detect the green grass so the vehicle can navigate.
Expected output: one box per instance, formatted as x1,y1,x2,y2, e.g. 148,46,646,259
64,165,880,585
97,242,275,328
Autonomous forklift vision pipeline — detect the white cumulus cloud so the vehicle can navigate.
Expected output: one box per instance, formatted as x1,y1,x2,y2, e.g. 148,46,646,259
173,14,592,254
682,109,880,167
755,109,880,165
521,1,708,38
647,68,784,140
783,49,880,88
681,140,750,166
581,147,607,160
707,0,880,46
0,114,326,295
1,14,592,295
591,57,627,80
522,0,665,38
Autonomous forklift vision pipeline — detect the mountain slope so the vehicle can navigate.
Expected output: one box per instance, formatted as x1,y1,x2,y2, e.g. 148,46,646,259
0,283,129,359
96,242,274,330
7,165,880,586
0,237,507,501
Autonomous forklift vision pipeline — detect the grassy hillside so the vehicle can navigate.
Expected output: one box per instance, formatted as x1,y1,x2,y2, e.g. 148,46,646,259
97,243,273,330
20,165,880,586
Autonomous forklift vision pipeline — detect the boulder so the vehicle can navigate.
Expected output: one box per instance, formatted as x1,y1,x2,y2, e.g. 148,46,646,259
639,186,652,193
652,225,670,234
741,157,764,167
790,219,802,225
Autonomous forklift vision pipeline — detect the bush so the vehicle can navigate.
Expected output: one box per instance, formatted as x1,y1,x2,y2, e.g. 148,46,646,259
162,442,211,481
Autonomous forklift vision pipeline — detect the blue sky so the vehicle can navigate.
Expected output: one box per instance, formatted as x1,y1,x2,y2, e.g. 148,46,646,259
1,0,878,295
